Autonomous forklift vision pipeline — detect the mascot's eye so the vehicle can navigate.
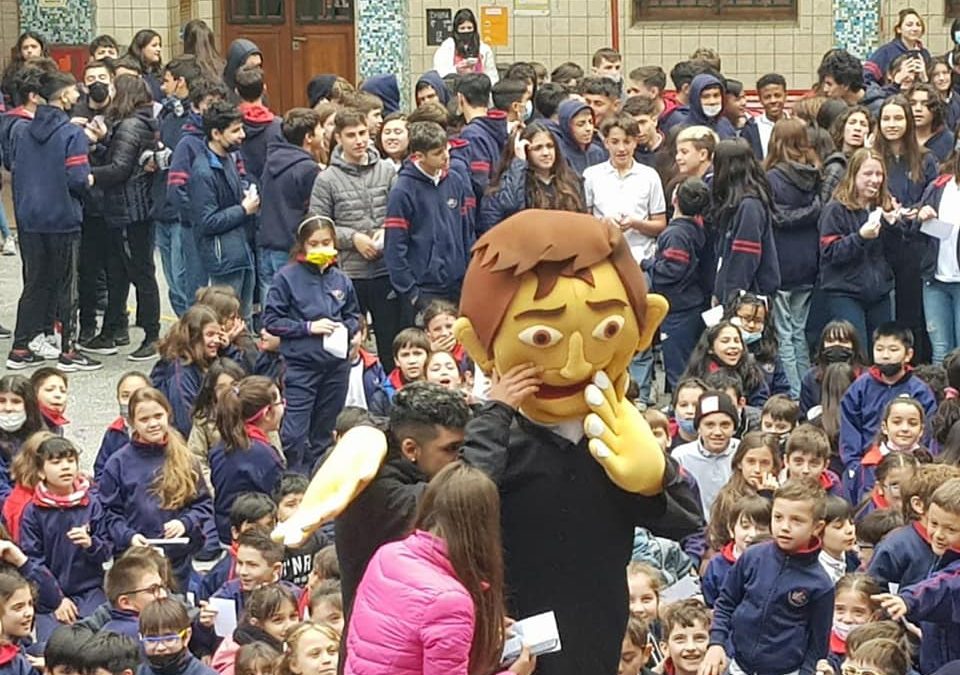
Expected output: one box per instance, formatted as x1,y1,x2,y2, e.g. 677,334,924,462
592,315,625,341
518,325,564,348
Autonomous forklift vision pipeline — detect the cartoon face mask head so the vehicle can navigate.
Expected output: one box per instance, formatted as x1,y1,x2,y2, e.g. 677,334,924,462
454,211,668,424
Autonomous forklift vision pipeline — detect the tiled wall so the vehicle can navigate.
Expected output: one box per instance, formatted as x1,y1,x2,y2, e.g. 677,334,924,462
19,0,94,44
880,0,952,59
358,0,409,95
0,0,19,70
94,0,179,62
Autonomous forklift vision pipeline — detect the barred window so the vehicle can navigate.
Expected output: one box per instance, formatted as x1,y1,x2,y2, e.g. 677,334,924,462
296,0,354,23
632,0,796,21
227,0,284,23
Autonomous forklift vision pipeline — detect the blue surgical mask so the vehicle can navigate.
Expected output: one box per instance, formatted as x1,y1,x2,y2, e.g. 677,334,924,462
524,99,533,121
954,30,960,44
742,331,763,345
678,418,696,436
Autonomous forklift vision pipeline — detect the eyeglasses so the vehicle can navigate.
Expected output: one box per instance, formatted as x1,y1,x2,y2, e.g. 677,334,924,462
124,583,168,598
842,665,885,675
140,629,187,647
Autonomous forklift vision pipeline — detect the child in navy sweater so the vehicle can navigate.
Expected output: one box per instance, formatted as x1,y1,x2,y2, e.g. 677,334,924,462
701,479,834,675
783,425,844,498
99,387,214,591
819,496,859,584
682,321,771,408
93,371,150,481
262,216,361,475
702,494,771,607
30,369,68,437
139,598,216,675
99,553,167,639
855,453,919,523
209,375,285,542
384,121,474,318
724,292,792,398
0,375,44,504
854,396,928,503
824,573,883,671
0,569,42,675
19,436,110,640
643,176,708,389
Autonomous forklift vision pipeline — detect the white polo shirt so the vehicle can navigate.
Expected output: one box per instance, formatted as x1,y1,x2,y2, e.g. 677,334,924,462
583,160,666,262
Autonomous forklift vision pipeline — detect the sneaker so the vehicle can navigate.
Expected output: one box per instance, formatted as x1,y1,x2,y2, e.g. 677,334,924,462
0,325,10,339
1,238,14,256
6,349,43,370
114,330,131,347
58,351,102,372
78,328,96,345
79,333,118,355
128,340,158,362
28,334,60,360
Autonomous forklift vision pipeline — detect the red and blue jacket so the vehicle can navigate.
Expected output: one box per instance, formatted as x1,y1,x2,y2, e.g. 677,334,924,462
766,162,822,290
901,557,960,673
818,201,897,303
713,196,781,302
165,111,207,227
93,417,129,482
457,110,508,201
150,358,204,438
643,215,708,313
868,521,945,590
709,539,834,675
702,541,737,607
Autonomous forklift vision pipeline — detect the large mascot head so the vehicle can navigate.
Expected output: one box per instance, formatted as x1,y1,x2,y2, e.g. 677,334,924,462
454,210,668,424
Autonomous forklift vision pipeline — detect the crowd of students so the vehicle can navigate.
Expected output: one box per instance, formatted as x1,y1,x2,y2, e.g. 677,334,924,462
3,4,960,675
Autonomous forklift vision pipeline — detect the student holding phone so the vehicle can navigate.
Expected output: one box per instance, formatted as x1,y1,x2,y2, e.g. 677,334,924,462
432,8,499,85
866,8,931,85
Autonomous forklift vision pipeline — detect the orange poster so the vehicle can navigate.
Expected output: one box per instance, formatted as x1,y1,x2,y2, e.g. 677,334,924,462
480,5,509,47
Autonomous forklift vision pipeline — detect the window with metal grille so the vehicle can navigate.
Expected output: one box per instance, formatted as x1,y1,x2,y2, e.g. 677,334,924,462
227,0,284,23
296,0,354,22
632,0,796,21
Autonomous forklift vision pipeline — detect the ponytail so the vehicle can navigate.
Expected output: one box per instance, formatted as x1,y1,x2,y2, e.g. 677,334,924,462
215,376,277,452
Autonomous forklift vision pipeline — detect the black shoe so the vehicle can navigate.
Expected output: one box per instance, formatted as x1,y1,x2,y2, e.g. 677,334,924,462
5,349,43,370
79,333,118,355
58,351,103,372
114,330,131,347
127,340,158,362
0,325,10,340
78,329,96,345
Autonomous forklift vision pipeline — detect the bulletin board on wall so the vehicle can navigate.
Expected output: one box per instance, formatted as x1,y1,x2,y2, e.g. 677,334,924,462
480,5,508,47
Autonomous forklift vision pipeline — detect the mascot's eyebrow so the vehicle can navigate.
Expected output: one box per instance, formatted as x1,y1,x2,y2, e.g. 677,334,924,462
585,299,628,312
514,305,567,320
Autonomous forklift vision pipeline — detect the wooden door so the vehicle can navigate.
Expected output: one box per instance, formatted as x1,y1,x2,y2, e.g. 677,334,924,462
221,0,355,113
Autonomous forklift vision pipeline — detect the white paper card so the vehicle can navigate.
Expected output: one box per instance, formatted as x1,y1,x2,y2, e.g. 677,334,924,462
921,218,956,240
888,582,900,594
142,538,190,546
701,305,724,328
209,597,237,638
323,324,348,359
501,611,562,663
660,574,701,603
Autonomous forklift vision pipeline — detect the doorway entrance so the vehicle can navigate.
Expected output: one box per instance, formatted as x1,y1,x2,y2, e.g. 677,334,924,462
220,0,356,113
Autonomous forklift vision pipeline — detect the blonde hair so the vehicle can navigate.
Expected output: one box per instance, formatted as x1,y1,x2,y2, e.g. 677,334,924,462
278,623,340,675
677,125,719,150
11,431,57,487
627,561,664,594
129,388,202,511
834,148,893,211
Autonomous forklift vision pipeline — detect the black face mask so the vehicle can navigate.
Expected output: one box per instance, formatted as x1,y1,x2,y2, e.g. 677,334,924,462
877,361,904,377
146,649,189,675
822,345,854,364
87,81,110,104
454,30,479,58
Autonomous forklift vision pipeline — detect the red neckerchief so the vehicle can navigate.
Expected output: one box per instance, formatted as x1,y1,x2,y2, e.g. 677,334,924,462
818,470,837,490
0,643,19,666
39,404,69,427
227,541,239,581
244,423,271,445
33,476,91,508
388,368,406,391
872,489,890,509
721,540,737,563
108,416,127,432
830,629,846,655
913,520,931,543
861,443,884,467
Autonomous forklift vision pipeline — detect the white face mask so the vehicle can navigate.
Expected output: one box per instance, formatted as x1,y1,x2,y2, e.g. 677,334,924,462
702,103,723,118
832,620,857,641
0,411,27,433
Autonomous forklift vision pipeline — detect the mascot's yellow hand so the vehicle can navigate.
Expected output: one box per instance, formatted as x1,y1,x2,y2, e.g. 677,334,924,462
272,425,388,547
583,370,666,496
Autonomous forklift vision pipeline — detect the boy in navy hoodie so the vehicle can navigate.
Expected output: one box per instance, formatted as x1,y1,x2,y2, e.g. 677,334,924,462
258,108,322,294
701,479,834,675
19,437,110,640
554,99,608,176
874,478,960,673
7,71,100,373
456,73,508,203
101,555,168,639
384,121,473,322
839,323,937,501
676,74,737,140
234,65,282,182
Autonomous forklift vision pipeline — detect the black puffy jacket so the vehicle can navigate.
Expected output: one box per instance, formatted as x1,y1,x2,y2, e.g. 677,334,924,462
91,106,157,227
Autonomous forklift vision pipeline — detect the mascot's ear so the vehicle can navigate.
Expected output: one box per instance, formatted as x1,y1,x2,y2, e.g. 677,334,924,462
637,294,669,352
453,317,494,373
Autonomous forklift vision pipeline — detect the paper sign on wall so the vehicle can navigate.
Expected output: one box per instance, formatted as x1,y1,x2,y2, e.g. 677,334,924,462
480,6,509,47
515,0,551,15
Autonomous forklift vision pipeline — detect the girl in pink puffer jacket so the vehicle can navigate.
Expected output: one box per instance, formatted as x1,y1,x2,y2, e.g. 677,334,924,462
343,462,535,675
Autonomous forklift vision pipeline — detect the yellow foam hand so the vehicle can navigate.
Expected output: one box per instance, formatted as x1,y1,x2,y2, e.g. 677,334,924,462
272,425,388,547
583,370,666,496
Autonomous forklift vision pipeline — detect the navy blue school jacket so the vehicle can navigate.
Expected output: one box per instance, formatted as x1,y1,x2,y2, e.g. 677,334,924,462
209,430,285,542
197,553,232,603
262,260,362,367
554,100,608,176
238,103,282,182
458,110,509,200
12,105,89,234
866,39,931,84
902,558,960,674
0,108,32,173
137,653,216,675
701,542,736,607
150,358,204,438
93,417,129,482
947,94,960,133
675,74,737,140
868,521,940,589
740,118,763,160
189,148,255,275
166,112,207,227
210,578,302,615
926,128,955,163
19,494,111,603
709,540,834,675
257,141,319,253
642,215,707,312
415,71,450,106
359,74,401,115
817,201,896,302
0,645,35,675
886,152,938,207
383,161,474,300
12,558,62,614
99,438,214,553
713,196,781,302
750,345,793,398
153,96,192,223
101,607,140,638
917,174,960,281
767,162,821,289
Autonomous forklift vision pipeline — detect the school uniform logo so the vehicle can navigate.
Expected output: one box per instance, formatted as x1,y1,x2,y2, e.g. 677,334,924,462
788,589,809,607
447,198,458,209
330,289,345,302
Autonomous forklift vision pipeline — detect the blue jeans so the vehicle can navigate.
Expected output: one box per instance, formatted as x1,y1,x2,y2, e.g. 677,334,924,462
825,292,892,352
0,199,10,240
156,220,190,316
774,288,813,398
209,268,255,327
257,247,290,303
629,348,654,405
923,279,960,365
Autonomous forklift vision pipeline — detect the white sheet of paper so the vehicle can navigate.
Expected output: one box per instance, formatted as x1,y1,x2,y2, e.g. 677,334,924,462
660,574,701,603
501,611,562,663
701,305,724,328
888,582,900,594
209,597,237,638
142,538,190,546
323,324,348,359
920,218,956,240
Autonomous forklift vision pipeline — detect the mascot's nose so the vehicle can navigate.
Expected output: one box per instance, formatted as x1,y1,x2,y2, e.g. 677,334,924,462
560,332,592,382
